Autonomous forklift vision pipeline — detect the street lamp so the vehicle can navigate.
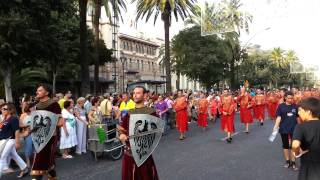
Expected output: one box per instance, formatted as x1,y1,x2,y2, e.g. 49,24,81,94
120,55,127,92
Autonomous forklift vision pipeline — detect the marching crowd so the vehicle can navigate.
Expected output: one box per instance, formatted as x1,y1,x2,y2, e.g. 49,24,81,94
0,84,320,179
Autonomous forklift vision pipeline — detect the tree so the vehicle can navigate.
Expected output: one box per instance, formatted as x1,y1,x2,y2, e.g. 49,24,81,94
133,0,196,93
79,0,90,96
0,0,41,102
171,26,232,89
91,0,126,94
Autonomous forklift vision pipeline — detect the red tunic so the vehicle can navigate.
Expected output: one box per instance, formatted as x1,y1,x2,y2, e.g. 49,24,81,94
252,95,265,120
120,107,159,180
31,100,61,176
197,99,208,127
210,99,218,116
238,94,253,124
267,94,278,120
219,95,235,133
174,97,188,133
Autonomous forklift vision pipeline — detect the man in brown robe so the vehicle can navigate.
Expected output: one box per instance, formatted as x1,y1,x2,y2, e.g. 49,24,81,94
118,86,159,180
31,84,62,180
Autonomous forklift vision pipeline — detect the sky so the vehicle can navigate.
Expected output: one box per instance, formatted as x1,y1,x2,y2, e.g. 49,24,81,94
117,0,320,78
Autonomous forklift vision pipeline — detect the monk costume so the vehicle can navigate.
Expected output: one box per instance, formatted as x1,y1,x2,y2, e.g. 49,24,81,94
238,89,253,132
197,98,209,129
267,92,278,120
253,92,266,125
219,94,235,143
173,96,188,140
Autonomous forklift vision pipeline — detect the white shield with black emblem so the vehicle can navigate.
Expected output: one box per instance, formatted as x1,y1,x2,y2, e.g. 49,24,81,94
129,114,164,167
30,110,58,153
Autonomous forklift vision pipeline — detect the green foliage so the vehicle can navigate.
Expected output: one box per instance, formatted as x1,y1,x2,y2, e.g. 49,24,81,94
0,0,113,98
239,47,310,88
171,26,232,89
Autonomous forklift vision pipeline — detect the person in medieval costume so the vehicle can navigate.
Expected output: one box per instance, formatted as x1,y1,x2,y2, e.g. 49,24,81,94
118,86,159,180
30,84,63,180
237,87,253,133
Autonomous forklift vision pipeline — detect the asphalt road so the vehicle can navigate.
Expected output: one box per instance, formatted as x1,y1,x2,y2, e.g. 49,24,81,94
5,113,299,180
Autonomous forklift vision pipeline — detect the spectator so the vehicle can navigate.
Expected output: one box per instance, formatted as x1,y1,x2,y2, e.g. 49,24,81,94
88,97,101,124
155,95,169,135
0,103,28,178
58,90,72,109
60,100,78,159
273,91,298,170
292,97,320,180
74,97,88,155
19,102,35,169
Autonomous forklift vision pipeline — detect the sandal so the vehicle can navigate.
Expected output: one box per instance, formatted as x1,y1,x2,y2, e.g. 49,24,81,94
17,167,29,178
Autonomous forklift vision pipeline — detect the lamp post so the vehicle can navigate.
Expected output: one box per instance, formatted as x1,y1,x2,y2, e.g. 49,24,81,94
120,55,127,92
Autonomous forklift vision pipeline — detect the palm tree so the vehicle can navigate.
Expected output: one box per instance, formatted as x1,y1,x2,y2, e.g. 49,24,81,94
133,0,196,93
270,47,285,68
79,0,90,96
91,0,126,94
185,2,216,35
220,0,252,89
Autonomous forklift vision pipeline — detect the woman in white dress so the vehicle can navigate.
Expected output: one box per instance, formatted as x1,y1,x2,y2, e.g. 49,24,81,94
60,100,77,159
74,97,88,155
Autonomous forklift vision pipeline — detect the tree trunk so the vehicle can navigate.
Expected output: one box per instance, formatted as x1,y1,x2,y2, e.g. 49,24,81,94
176,71,180,91
230,58,236,90
52,71,57,96
79,0,90,96
3,66,13,102
93,0,101,95
163,12,172,93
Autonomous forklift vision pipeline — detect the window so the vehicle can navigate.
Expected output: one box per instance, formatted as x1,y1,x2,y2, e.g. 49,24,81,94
141,60,144,70
136,44,138,52
137,60,140,69
129,42,133,51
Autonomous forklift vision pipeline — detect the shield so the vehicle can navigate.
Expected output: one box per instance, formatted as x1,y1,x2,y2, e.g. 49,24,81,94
129,114,164,167
30,110,58,153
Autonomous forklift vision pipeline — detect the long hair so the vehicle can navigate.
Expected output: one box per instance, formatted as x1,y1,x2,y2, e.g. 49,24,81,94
2,103,17,117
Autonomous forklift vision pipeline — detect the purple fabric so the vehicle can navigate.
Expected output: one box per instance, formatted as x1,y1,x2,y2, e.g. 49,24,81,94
165,98,173,109
155,101,168,112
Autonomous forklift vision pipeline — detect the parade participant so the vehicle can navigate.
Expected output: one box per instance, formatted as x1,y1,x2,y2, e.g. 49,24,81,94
197,92,209,131
294,90,303,105
173,90,188,140
219,89,236,143
252,89,266,126
58,90,72,109
273,91,298,171
31,84,62,180
267,91,278,121
0,103,28,178
209,95,218,123
238,87,253,133
118,86,159,180
278,88,287,104
292,97,320,180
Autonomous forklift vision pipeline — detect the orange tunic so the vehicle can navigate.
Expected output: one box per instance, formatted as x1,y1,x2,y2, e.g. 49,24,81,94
253,94,266,120
238,94,253,124
267,94,278,120
219,95,235,133
174,97,188,133
197,99,208,127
